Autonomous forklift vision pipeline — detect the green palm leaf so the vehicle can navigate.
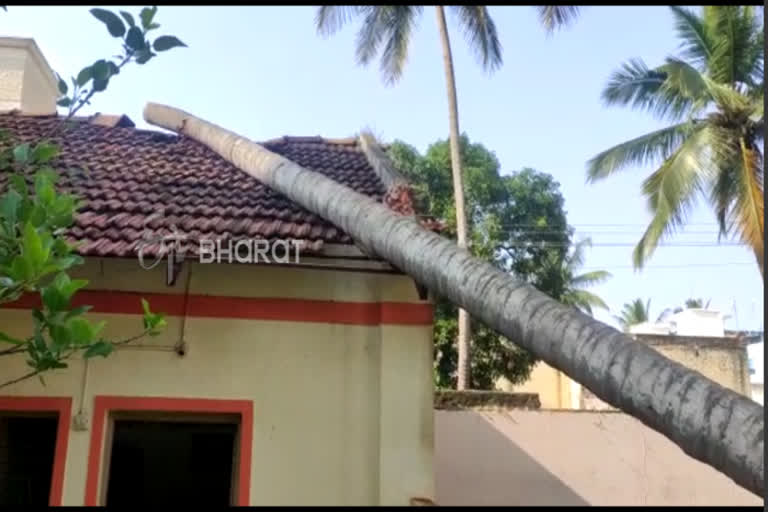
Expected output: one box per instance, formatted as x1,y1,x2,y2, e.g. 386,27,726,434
632,126,712,268
536,6,580,33
602,59,693,121
451,6,502,72
669,6,713,68
587,121,703,181
571,270,612,288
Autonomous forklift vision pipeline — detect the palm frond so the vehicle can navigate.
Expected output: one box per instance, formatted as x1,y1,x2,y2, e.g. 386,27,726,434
315,6,364,37
566,237,592,269
562,289,609,316
452,6,503,72
615,298,651,330
601,59,694,121
354,6,390,68
377,6,422,85
659,57,711,105
571,270,612,288
632,126,711,268
708,6,761,86
669,6,713,69
586,121,703,182
536,6,580,33
734,138,765,274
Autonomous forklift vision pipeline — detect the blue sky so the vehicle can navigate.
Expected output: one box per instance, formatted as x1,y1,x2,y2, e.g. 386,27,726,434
3,6,764,339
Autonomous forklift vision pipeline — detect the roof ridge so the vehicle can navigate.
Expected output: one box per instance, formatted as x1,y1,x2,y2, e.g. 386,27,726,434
262,135,359,146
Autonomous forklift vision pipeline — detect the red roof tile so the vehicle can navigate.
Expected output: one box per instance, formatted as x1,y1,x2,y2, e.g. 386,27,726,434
0,112,403,260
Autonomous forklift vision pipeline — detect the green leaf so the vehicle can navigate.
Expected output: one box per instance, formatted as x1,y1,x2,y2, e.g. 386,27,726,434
56,74,68,95
153,35,186,52
134,50,154,65
12,143,30,165
84,341,113,358
139,6,158,29
126,26,145,51
42,285,66,312
34,171,55,205
92,78,109,92
9,175,28,196
90,8,126,38
76,66,92,86
107,61,120,77
0,189,21,230
0,331,24,345
120,10,135,27
67,317,95,344
64,305,93,320
31,142,58,164
22,223,44,272
147,22,160,30
9,255,32,281
91,60,110,81
57,98,72,108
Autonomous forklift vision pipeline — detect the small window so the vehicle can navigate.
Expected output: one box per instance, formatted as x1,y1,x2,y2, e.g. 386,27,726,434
104,416,239,506
0,414,59,505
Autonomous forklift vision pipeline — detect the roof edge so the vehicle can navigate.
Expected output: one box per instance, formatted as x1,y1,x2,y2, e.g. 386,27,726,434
357,130,408,191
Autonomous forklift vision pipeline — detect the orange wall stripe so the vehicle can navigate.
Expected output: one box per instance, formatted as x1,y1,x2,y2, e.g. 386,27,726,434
2,290,433,326
0,396,72,506
85,396,253,506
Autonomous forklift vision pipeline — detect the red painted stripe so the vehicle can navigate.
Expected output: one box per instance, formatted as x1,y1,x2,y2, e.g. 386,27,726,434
85,396,253,506
2,290,433,326
0,396,72,506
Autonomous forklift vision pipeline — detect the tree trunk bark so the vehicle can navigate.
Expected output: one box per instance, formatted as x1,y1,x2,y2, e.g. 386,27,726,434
144,102,764,498
435,5,472,390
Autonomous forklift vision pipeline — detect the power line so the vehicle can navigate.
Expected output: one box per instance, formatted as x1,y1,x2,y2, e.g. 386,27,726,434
579,262,756,269
500,241,745,247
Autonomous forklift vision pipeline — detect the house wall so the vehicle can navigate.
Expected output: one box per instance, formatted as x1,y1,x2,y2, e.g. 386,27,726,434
435,410,761,506
646,340,751,397
0,258,434,506
0,38,57,114
497,362,575,409
500,337,752,410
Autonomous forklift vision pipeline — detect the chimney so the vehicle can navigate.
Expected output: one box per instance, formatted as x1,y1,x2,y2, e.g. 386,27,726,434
0,37,58,115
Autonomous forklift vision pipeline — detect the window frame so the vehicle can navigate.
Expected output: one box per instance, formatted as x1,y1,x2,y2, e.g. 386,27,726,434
0,396,72,506
84,396,253,506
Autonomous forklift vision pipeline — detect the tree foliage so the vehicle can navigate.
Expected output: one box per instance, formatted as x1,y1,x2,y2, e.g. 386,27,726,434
0,6,185,388
588,6,764,275
390,135,608,389
615,298,654,332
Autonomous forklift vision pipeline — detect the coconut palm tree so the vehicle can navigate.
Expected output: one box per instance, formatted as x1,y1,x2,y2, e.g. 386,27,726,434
658,297,713,320
587,6,764,276
615,298,653,332
543,238,611,316
315,5,580,390
144,102,763,496
684,297,712,309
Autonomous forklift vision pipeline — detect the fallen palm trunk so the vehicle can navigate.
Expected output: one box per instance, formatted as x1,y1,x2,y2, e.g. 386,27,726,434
144,102,764,497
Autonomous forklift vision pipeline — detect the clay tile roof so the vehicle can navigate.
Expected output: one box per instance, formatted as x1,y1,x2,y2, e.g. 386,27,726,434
0,112,393,259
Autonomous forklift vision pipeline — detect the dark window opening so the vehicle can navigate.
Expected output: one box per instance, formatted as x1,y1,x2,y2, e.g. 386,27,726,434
105,419,238,506
0,415,58,505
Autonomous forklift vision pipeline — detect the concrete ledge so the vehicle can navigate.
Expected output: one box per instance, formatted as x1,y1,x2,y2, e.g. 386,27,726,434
434,390,540,411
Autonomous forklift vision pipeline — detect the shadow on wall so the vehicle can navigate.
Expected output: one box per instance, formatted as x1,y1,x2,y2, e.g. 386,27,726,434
434,411,589,506
434,410,762,506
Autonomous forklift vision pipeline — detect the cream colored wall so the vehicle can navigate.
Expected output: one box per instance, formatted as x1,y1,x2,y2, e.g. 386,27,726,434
650,343,751,396
436,410,761,506
497,362,573,410
0,40,57,114
0,258,434,506
499,341,752,410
